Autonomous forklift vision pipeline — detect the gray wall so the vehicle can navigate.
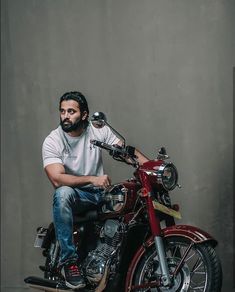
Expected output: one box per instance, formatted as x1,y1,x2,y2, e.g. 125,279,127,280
1,0,234,291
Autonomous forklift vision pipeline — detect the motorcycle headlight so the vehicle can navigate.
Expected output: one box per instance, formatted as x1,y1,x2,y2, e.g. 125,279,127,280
157,163,178,191
102,184,127,213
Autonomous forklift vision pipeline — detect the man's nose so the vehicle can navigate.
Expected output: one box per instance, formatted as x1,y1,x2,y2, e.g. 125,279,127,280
64,111,70,119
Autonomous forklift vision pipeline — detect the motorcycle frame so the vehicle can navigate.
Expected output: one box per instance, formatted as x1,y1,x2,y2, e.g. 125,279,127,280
26,170,218,292
36,165,218,291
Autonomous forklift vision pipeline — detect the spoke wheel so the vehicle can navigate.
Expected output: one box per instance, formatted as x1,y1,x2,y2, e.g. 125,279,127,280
133,237,222,292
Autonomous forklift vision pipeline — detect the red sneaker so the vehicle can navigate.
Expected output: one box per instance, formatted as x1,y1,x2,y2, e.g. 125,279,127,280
62,261,86,289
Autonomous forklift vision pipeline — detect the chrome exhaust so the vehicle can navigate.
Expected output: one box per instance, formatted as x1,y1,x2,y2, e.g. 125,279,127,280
24,276,69,292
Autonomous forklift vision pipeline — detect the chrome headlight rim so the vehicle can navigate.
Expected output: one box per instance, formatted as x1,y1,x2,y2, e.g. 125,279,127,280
103,184,127,212
156,163,178,191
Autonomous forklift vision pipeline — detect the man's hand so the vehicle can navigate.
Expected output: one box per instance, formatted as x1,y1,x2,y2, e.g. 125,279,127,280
91,175,111,188
116,141,149,165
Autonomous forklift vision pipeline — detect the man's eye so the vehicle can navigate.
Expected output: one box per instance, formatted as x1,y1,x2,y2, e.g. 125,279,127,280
68,109,75,114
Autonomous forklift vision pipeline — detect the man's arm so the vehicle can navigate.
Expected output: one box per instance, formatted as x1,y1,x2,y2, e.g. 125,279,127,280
45,163,111,189
134,148,149,165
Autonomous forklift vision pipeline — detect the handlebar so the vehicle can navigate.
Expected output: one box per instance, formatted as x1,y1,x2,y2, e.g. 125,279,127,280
91,140,119,152
90,140,138,167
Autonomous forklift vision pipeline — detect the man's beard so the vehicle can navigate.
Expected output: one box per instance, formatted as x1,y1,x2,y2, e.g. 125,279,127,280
60,118,83,133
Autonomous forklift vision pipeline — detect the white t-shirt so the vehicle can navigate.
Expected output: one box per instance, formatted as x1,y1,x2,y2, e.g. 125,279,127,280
42,122,120,177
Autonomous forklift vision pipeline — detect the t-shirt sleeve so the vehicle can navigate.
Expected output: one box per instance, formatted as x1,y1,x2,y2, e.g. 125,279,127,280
104,126,121,145
42,136,63,168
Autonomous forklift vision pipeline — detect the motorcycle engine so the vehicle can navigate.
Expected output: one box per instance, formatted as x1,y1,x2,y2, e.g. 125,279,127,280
83,219,124,284
101,184,127,213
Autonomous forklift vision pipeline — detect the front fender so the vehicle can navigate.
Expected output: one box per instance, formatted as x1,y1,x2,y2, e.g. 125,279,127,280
141,224,217,249
125,224,217,292
163,224,217,246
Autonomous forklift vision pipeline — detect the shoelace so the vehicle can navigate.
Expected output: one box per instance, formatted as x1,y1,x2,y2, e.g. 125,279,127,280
67,265,81,277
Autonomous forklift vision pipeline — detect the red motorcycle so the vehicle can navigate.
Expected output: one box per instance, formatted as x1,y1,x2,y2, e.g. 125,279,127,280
25,112,222,292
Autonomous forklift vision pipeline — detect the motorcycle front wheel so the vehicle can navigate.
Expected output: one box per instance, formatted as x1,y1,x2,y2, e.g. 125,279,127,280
132,236,222,292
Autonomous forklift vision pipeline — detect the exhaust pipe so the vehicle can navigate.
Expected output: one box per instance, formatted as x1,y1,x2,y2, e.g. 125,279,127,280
24,276,69,291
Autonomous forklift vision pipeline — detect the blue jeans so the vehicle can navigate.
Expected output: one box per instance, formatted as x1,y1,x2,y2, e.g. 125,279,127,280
53,186,104,265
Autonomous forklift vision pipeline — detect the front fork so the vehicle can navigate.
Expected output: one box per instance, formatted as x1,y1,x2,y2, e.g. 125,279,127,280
147,195,171,286
140,172,171,287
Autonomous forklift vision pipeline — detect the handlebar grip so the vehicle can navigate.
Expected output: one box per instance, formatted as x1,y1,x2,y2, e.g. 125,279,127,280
90,140,102,147
90,140,138,166
90,140,112,151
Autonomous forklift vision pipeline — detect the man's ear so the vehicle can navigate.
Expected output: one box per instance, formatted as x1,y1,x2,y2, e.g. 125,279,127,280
82,111,88,120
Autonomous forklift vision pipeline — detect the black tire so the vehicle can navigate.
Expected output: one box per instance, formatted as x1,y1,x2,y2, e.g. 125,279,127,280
133,236,222,292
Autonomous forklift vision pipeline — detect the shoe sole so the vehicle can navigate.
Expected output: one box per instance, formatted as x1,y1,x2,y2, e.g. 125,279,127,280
65,281,86,290
26,284,70,291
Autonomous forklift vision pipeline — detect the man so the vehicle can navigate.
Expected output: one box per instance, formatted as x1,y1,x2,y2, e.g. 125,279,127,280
42,91,148,289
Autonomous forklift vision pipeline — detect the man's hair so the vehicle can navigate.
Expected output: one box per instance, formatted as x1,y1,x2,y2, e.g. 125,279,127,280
59,91,89,128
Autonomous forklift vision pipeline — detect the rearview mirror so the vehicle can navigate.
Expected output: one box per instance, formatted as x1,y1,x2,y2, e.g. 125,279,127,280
91,112,107,128
91,111,126,146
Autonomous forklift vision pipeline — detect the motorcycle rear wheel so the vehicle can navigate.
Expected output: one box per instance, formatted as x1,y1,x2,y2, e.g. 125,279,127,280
132,237,222,292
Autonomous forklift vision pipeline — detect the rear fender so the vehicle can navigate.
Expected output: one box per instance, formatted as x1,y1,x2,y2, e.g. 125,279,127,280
125,224,217,292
